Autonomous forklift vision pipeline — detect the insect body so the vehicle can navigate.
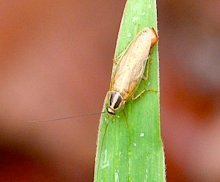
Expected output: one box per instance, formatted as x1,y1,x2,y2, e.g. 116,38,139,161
107,28,159,115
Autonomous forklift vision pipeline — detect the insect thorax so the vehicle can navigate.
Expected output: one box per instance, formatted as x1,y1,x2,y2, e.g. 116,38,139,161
107,91,124,115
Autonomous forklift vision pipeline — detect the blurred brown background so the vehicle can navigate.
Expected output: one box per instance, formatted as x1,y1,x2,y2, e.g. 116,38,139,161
0,0,219,181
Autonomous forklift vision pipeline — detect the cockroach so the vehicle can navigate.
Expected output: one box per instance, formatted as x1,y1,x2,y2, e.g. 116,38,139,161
107,28,158,115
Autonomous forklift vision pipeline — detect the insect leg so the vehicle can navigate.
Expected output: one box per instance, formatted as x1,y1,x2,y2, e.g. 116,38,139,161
132,89,157,100
113,58,120,66
122,109,129,127
142,57,150,81
113,48,127,66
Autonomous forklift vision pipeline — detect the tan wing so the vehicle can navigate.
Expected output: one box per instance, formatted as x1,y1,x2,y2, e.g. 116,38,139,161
111,28,157,100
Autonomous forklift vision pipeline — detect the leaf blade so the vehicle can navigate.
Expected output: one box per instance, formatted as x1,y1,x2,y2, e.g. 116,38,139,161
94,0,165,181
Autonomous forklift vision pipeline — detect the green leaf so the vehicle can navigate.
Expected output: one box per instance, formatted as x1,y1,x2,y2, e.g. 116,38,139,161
94,0,165,181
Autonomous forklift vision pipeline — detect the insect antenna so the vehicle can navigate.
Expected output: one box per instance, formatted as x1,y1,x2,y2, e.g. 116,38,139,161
0,111,106,123
27,111,106,123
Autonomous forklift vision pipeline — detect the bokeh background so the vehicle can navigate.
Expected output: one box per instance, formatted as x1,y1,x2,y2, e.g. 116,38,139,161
0,0,219,181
